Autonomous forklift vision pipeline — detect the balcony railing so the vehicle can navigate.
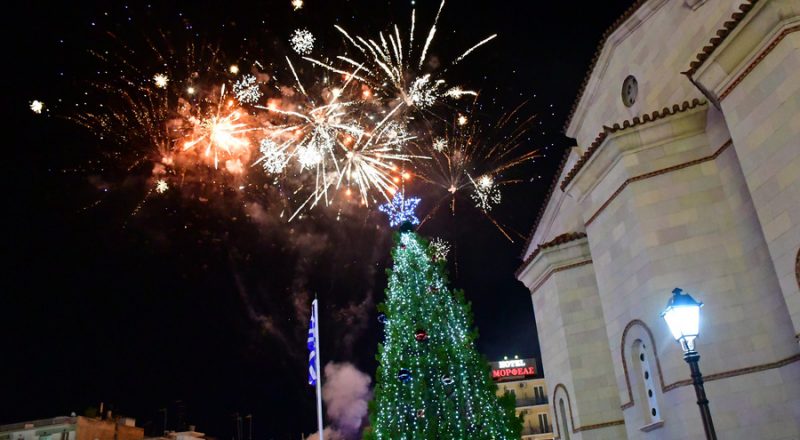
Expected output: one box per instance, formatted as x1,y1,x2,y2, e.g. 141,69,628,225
515,396,549,407
521,425,553,436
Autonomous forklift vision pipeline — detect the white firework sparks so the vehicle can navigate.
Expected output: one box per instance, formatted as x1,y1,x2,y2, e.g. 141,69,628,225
444,86,477,99
429,237,450,262
30,100,44,114
432,137,447,152
407,74,446,109
291,0,303,10
304,1,490,112
153,73,169,88
296,144,323,169
233,74,262,104
378,121,412,149
470,174,501,212
290,29,316,55
155,179,169,193
255,138,290,174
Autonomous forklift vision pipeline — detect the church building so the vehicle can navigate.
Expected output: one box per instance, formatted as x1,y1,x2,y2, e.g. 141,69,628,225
516,0,799,438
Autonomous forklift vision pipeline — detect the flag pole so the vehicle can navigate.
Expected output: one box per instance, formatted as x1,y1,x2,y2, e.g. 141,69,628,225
313,297,324,440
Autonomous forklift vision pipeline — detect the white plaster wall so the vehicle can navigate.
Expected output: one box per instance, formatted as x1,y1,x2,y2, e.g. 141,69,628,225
568,0,737,148
581,131,800,438
526,245,626,440
719,32,800,337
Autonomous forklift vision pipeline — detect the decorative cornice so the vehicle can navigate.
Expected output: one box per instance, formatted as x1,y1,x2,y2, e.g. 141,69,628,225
519,150,572,260
576,419,626,433
528,260,593,295
563,0,650,133
683,0,759,77
663,352,800,391
718,24,800,101
620,318,800,410
560,99,707,191
585,139,732,227
516,232,588,278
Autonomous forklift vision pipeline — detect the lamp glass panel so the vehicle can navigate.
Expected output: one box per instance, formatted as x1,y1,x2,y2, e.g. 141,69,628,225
663,305,700,340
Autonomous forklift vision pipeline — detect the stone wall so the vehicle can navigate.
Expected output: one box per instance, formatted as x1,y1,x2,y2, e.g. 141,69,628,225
518,1,800,438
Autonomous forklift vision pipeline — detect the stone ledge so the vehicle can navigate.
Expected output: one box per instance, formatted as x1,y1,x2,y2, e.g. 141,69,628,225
688,0,800,104
516,232,588,278
683,0,760,76
561,99,707,194
517,237,592,293
640,420,665,432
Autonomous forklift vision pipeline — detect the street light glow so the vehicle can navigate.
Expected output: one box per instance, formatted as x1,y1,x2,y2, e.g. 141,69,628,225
661,288,703,352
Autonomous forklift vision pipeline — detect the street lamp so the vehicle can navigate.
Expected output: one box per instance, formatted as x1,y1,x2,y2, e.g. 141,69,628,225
661,288,717,440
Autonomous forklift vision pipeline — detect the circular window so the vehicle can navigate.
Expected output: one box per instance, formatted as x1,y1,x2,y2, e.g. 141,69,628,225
622,75,638,107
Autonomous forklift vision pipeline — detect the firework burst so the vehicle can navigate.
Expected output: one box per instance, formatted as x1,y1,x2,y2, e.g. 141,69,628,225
233,74,263,104
153,73,169,89
30,100,44,114
411,101,539,239
304,0,488,114
53,2,538,232
290,29,315,55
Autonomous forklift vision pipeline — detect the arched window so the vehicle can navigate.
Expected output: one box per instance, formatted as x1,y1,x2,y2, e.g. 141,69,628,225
558,398,571,440
631,339,662,425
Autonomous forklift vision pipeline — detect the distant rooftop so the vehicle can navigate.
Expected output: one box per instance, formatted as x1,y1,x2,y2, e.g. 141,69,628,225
0,417,77,433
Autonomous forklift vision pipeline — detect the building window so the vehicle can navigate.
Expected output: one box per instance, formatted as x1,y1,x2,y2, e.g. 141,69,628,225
621,75,638,107
633,340,662,425
538,413,550,433
534,385,545,403
559,398,571,440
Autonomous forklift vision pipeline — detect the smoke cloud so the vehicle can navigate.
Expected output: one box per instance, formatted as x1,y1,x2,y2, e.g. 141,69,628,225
232,200,386,361
306,362,372,440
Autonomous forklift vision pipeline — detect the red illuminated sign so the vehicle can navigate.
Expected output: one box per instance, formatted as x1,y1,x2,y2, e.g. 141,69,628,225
490,358,537,381
492,366,536,379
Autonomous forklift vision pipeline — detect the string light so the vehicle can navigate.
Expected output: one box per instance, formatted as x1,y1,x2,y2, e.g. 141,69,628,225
378,191,421,227
369,224,519,438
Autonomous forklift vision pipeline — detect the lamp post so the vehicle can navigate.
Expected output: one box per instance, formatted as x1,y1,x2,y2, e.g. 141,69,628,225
660,288,717,440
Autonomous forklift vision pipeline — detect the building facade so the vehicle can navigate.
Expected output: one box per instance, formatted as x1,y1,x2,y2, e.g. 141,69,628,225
0,417,144,440
516,0,799,439
491,357,554,440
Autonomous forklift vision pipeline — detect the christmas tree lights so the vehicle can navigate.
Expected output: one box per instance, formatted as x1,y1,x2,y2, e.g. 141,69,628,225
366,213,520,439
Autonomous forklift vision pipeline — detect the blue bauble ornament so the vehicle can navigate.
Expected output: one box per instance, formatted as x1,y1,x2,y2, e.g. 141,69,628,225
398,368,412,383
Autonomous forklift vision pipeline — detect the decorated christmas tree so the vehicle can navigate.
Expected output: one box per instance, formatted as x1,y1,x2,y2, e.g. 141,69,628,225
366,192,520,440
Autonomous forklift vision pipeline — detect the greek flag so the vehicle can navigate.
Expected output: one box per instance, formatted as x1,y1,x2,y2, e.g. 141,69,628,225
307,299,318,386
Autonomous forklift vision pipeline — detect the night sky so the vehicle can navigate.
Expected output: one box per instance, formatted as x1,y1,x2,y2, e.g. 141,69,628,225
5,1,633,439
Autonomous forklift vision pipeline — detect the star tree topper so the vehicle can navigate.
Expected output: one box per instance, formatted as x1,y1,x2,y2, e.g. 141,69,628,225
379,191,421,227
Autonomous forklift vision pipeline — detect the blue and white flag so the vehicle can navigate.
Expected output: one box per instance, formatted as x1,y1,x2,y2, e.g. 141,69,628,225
307,299,318,386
